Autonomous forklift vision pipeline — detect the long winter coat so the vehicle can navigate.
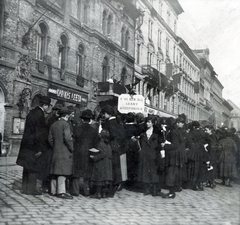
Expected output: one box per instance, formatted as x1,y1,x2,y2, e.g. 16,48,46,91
48,118,73,176
137,132,160,184
164,128,187,167
91,140,112,183
102,117,125,184
72,122,99,178
219,137,238,178
16,106,50,172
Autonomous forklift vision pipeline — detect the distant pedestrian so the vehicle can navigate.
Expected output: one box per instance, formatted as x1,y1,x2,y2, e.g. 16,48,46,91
218,129,238,187
48,107,74,199
16,96,51,195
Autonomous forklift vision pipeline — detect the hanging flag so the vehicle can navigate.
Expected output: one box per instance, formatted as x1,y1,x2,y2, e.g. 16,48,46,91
172,73,181,85
208,112,216,128
166,63,173,78
194,81,200,94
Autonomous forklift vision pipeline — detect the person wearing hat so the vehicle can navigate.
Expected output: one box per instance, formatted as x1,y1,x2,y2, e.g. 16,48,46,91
71,109,99,197
16,95,51,195
48,107,74,199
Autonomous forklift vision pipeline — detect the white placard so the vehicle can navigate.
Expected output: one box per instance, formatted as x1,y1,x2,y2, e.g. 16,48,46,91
118,94,144,113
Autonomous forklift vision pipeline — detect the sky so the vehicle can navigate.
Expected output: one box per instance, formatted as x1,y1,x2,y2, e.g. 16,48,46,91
177,0,240,108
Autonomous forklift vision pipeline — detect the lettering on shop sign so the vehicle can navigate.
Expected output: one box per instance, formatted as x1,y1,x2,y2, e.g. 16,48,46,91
118,94,144,113
48,86,88,104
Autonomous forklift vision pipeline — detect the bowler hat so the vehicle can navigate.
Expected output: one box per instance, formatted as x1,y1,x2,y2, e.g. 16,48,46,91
39,96,51,105
80,109,93,119
58,107,70,116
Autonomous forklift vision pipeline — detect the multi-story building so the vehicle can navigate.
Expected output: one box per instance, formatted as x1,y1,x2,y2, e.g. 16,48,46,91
0,0,140,155
228,100,240,131
134,0,184,117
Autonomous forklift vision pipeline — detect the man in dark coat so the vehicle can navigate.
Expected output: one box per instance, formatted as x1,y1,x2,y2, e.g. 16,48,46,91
16,96,51,195
71,109,99,196
48,107,74,199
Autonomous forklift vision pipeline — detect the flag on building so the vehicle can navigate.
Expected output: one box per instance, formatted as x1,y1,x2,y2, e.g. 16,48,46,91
208,112,216,128
172,73,181,85
194,81,200,94
166,63,173,78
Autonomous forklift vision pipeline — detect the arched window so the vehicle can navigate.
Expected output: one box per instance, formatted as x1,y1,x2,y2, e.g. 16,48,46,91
121,26,125,49
125,29,129,51
121,67,126,85
36,22,48,60
102,10,107,35
102,56,109,82
58,34,68,80
107,14,112,35
77,44,84,76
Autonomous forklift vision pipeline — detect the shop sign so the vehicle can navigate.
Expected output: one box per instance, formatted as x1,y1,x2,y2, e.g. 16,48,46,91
48,85,88,105
118,94,144,113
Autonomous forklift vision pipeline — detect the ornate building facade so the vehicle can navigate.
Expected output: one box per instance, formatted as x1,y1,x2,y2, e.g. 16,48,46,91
0,0,140,155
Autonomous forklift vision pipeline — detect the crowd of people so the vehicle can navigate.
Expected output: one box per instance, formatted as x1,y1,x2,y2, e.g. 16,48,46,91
16,96,240,200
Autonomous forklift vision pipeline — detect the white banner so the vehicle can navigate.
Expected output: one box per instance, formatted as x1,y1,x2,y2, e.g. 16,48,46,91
118,94,144,114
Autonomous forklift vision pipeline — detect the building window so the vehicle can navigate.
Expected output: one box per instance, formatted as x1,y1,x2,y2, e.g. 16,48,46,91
121,26,125,49
107,14,112,35
125,29,129,51
102,56,109,82
36,22,48,60
121,67,126,85
167,11,170,25
58,34,68,79
166,38,170,56
83,4,88,24
102,10,107,34
174,20,177,33
157,59,161,72
158,30,162,49
173,45,176,63
77,44,84,76
77,0,82,20
136,43,141,64
159,1,163,16
148,20,153,40
147,51,152,65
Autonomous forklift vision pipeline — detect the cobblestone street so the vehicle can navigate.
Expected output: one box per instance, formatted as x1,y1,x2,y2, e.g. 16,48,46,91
0,157,239,225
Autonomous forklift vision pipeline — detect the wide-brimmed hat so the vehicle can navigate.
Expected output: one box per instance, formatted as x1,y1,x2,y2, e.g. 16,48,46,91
80,109,93,119
39,96,51,105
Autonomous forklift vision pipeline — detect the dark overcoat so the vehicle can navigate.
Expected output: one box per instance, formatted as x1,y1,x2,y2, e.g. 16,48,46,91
164,128,187,167
102,118,125,183
219,137,238,178
72,123,99,178
91,140,112,182
16,106,50,172
137,132,160,184
48,118,73,176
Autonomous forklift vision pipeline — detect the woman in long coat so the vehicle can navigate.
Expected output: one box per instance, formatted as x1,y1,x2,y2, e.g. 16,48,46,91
137,116,160,196
161,117,187,199
186,121,209,191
